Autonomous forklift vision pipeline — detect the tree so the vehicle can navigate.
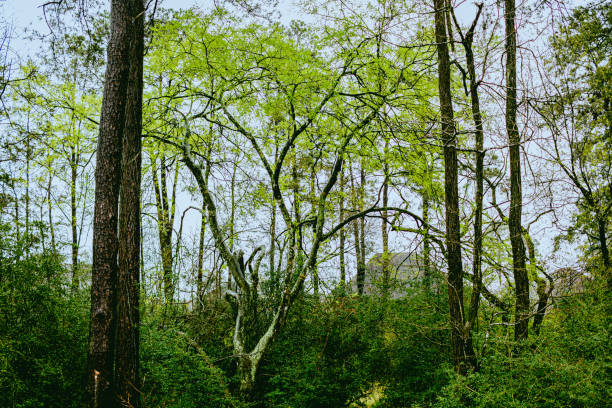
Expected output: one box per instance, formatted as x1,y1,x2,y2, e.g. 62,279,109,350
116,0,145,405
87,0,143,405
533,1,611,288
145,10,415,395
433,0,475,374
505,0,529,341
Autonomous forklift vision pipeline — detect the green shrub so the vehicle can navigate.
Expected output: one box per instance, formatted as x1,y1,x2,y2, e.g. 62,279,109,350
0,251,89,408
434,287,611,408
140,313,247,408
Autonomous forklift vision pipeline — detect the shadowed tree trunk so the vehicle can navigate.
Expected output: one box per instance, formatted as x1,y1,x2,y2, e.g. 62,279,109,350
452,3,485,370
433,0,475,374
381,140,390,295
116,0,144,406
71,146,79,291
350,162,365,294
87,0,132,405
359,167,366,286
151,153,178,302
339,168,346,285
422,191,431,288
196,201,206,307
505,0,529,341
46,173,57,253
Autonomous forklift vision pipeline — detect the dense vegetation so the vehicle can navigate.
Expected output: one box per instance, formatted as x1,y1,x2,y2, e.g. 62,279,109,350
0,0,610,407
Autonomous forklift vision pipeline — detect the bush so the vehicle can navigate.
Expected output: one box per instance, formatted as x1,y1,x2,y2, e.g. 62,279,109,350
140,313,247,408
434,287,611,408
0,251,89,408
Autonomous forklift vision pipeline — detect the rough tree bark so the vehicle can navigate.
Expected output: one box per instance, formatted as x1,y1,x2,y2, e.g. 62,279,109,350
116,0,144,405
339,168,346,285
87,0,132,405
505,0,530,341
433,0,475,374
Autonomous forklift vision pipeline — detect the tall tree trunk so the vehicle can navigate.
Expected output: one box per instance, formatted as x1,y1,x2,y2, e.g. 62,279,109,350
87,0,132,405
311,166,319,295
454,5,485,368
433,0,474,374
116,0,144,405
25,131,30,249
269,200,277,288
381,141,390,295
197,202,206,308
47,173,57,253
339,168,346,285
270,143,279,290
151,154,176,302
228,162,237,290
71,147,79,291
350,163,364,294
505,0,529,341
523,230,549,336
596,216,611,291
422,189,431,289
359,167,366,275
597,217,610,268
13,179,19,242
292,156,304,282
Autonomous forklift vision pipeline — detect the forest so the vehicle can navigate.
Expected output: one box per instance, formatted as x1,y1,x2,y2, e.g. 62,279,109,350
0,0,610,406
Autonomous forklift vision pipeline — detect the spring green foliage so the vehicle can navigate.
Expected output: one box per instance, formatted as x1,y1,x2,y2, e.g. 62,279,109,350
0,1,611,407
0,233,89,408
435,284,611,408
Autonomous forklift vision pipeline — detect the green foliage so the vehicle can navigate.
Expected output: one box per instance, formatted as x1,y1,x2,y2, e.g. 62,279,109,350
140,312,247,408
0,247,89,408
434,288,611,408
376,290,451,407
258,295,387,407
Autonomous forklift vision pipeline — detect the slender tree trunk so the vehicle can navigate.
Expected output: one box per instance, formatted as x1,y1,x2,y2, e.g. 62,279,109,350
350,163,364,294
339,169,346,285
597,217,610,268
151,154,176,302
381,141,390,295
13,179,19,242
311,167,319,295
71,147,79,291
433,0,474,374
87,0,132,405
270,200,277,287
532,278,548,335
359,167,366,274
228,163,237,290
456,5,485,370
197,202,206,308
292,156,304,282
116,1,144,405
596,216,612,291
25,133,30,248
269,144,278,290
47,173,57,253
505,0,529,341
422,190,431,288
